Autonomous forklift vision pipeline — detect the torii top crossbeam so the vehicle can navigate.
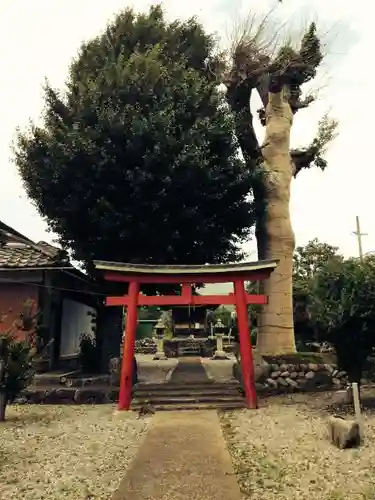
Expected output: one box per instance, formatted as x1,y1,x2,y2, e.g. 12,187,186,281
94,259,278,304
94,259,278,411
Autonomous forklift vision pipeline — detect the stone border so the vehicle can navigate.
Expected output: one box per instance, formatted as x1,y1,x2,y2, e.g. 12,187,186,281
234,361,350,393
14,387,119,405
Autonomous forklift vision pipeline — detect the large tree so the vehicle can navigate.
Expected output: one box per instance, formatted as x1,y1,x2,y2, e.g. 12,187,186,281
14,6,254,273
224,16,338,354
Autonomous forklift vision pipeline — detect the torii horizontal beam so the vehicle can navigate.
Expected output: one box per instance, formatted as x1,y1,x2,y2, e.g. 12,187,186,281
94,259,278,284
106,293,267,307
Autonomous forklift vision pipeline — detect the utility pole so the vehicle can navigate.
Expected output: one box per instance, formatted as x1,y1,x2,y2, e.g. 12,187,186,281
353,216,367,261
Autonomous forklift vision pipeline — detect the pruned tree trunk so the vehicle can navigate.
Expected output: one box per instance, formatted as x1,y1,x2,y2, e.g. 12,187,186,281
0,391,6,422
256,87,296,355
0,356,5,422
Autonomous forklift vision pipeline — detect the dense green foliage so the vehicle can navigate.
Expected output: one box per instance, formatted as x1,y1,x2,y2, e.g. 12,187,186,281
310,255,375,383
292,240,375,383
1,337,34,399
293,239,343,346
14,6,254,272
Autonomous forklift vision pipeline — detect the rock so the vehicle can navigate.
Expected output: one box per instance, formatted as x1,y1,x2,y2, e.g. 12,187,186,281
288,364,296,372
305,371,315,379
279,364,288,372
328,416,361,449
297,378,306,387
285,378,298,388
280,371,290,377
105,390,119,403
271,364,280,371
304,371,332,391
324,364,334,373
300,364,308,371
109,357,121,386
13,395,27,404
266,378,278,389
55,388,76,401
298,371,305,377
43,388,75,404
337,370,347,378
232,362,242,384
254,363,271,382
331,390,351,405
23,389,49,404
271,371,281,379
332,370,338,377
332,377,341,386
252,350,272,381
277,377,288,387
74,388,106,404
308,363,319,372
255,382,266,391
290,372,298,379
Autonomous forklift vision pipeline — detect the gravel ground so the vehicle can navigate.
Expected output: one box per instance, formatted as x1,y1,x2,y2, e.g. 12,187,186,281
0,405,151,500
221,392,375,500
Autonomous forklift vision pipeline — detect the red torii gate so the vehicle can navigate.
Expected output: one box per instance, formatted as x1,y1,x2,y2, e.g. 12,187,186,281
94,259,278,411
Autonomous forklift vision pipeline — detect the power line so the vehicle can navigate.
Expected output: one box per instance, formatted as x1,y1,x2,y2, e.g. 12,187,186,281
0,276,108,298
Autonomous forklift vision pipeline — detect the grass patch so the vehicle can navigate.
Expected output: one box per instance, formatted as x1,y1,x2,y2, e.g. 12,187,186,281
262,352,336,365
220,411,286,498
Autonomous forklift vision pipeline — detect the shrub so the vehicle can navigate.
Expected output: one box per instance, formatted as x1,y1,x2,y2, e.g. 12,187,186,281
310,256,375,384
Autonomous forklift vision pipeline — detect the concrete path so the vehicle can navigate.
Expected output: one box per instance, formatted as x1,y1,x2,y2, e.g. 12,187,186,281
112,411,242,500
169,357,209,384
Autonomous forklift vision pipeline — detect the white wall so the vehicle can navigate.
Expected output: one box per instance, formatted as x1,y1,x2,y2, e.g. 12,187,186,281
60,298,96,358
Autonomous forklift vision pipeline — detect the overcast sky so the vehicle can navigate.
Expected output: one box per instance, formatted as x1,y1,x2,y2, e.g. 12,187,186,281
0,0,372,261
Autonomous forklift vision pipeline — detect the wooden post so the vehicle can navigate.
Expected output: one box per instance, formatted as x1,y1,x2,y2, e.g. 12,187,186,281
234,279,257,409
352,382,363,441
118,281,139,411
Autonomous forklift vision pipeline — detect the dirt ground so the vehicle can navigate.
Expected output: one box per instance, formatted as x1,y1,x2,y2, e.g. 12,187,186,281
221,389,375,500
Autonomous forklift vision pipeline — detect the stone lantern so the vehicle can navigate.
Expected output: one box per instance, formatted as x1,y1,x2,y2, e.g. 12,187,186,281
213,319,229,360
153,317,167,360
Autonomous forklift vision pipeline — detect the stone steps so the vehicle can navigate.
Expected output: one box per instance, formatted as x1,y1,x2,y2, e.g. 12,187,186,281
135,388,241,398
136,381,241,390
131,401,245,411
133,395,244,405
132,380,244,410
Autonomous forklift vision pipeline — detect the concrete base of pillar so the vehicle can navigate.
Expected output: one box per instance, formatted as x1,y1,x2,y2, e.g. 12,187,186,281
153,352,167,360
212,351,229,360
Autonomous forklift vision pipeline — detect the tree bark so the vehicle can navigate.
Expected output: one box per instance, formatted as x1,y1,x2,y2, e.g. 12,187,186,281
256,87,296,354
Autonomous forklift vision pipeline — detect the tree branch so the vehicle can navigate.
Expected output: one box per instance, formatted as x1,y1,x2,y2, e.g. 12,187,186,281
291,146,319,177
292,113,338,177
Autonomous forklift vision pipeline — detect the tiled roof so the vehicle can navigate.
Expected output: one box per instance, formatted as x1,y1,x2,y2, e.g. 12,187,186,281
0,230,70,270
